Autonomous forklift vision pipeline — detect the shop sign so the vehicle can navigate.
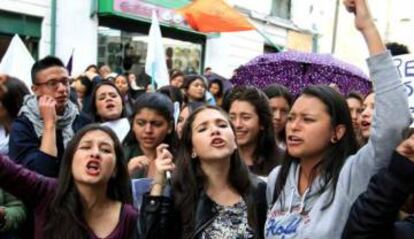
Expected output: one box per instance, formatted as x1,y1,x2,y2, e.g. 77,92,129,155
114,0,189,28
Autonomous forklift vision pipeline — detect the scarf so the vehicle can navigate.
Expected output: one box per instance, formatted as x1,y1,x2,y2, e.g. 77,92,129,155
19,95,79,147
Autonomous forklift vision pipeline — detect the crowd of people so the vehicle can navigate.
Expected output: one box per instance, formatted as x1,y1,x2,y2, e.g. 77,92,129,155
0,0,413,238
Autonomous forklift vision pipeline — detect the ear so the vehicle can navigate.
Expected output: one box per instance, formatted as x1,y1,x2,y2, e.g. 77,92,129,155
31,85,40,96
331,124,346,143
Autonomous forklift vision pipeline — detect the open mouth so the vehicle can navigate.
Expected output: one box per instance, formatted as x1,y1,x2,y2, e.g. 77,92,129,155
287,135,303,145
105,103,115,110
360,121,371,128
211,138,225,147
86,160,101,176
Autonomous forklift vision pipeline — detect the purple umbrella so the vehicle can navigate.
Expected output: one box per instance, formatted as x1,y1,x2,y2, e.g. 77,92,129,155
231,51,371,96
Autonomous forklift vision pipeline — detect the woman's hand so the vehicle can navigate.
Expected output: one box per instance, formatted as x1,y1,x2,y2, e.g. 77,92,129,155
343,0,375,32
343,0,384,55
127,155,150,176
153,144,175,185
150,144,175,196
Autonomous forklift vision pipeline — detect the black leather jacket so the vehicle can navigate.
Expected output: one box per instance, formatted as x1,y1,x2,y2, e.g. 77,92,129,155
139,176,267,239
342,152,414,239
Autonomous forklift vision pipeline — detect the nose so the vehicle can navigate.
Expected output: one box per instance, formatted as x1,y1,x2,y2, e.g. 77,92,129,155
360,108,369,118
90,145,101,158
143,123,153,133
232,117,243,129
56,81,67,92
350,111,357,120
210,124,221,135
288,118,301,131
274,110,282,120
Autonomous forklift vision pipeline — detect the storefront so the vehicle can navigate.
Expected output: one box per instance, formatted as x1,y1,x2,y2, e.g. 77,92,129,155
0,10,41,60
97,0,207,76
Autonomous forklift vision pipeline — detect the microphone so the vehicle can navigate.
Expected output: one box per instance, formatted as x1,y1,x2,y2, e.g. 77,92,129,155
166,171,172,185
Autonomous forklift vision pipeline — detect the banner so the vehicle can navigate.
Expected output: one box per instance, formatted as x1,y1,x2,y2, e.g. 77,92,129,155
393,54,414,115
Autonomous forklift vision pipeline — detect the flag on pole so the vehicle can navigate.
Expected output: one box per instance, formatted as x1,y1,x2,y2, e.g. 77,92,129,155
66,49,74,76
145,11,169,89
177,0,255,33
0,34,34,89
177,0,282,51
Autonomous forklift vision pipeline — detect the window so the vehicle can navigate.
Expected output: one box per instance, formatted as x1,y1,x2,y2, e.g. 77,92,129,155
97,27,202,75
0,10,41,60
271,0,291,19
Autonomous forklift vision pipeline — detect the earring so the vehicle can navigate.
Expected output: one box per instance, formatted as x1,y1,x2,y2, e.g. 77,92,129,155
331,136,338,143
191,152,197,158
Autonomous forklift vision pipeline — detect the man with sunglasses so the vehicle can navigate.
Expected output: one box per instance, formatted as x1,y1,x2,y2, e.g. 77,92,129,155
9,56,91,177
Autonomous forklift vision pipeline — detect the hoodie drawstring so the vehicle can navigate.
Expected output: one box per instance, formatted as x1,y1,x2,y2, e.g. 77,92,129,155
288,190,294,213
299,188,310,214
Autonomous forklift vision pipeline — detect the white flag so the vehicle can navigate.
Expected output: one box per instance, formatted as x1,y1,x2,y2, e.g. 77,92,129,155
145,11,169,88
0,34,34,89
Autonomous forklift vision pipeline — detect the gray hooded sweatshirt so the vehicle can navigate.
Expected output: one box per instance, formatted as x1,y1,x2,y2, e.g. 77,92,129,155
265,51,411,239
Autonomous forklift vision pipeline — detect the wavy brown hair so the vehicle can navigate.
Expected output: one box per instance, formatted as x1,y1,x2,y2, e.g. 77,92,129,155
172,105,260,238
44,124,132,238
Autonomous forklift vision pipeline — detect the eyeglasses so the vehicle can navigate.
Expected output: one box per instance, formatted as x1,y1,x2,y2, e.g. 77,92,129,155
36,78,70,90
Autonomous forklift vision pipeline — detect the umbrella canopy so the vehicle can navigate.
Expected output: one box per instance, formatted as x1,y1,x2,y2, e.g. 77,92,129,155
231,51,372,96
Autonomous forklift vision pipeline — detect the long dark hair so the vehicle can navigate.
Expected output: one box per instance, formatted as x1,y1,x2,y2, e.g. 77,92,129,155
114,73,132,97
89,81,127,122
182,75,207,103
0,75,30,121
224,85,280,176
172,105,258,238
44,124,132,238
123,92,177,151
76,75,93,97
158,85,184,106
273,85,358,208
263,83,293,144
208,79,224,98
346,91,363,103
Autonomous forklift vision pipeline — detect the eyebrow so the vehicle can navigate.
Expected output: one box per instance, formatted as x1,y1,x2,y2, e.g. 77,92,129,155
194,118,227,128
229,112,253,116
98,91,118,97
48,76,69,81
289,111,318,116
79,140,113,146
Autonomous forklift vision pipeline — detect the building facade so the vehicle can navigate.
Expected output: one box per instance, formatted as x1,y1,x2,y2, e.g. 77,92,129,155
0,0,316,78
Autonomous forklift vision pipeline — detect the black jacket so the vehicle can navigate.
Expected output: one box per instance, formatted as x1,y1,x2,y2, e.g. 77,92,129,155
139,176,267,239
9,114,91,177
342,152,414,239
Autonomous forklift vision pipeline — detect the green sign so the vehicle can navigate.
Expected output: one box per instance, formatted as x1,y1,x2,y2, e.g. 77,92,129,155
0,10,42,38
143,0,190,9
